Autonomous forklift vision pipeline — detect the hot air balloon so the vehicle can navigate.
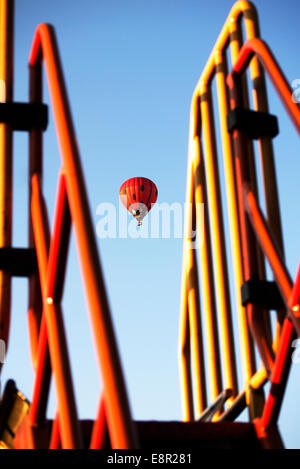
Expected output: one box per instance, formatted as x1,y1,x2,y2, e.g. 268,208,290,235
119,177,158,226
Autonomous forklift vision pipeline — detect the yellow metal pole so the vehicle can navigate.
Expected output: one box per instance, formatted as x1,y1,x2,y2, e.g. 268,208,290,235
193,160,223,405
179,118,207,419
189,97,223,405
187,199,207,417
0,0,13,360
178,146,195,421
214,46,258,391
178,284,194,421
198,85,237,400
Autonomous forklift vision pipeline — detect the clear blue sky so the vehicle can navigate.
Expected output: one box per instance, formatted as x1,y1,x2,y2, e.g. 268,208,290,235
2,0,300,448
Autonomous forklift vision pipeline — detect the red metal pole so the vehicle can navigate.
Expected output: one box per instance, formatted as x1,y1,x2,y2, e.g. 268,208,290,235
49,414,61,449
260,318,296,429
228,38,300,135
243,184,300,335
31,173,82,448
30,172,71,426
46,172,71,301
227,37,300,432
90,395,109,449
227,56,275,375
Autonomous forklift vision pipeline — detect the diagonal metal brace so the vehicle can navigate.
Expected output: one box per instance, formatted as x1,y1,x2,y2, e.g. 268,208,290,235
198,389,233,422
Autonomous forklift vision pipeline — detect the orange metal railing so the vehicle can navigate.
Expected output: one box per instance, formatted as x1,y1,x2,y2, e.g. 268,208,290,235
25,23,138,449
0,2,137,447
178,0,298,423
226,35,300,436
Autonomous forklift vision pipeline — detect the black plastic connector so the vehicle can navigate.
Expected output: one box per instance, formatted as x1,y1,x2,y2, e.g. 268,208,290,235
227,107,279,140
0,102,48,131
241,279,284,310
0,248,38,277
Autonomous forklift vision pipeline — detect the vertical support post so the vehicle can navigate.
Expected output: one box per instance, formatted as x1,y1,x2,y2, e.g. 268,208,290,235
178,274,194,421
218,27,258,388
243,7,286,355
192,113,223,405
227,17,268,417
0,0,13,364
199,82,238,401
187,221,207,417
179,103,198,421
28,52,43,369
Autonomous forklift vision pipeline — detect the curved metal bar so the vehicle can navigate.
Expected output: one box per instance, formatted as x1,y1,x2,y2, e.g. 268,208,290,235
226,36,300,429
243,185,294,320
227,38,300,134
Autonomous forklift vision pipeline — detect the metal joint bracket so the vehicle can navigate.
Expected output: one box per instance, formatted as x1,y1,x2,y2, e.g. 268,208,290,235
241,279,285,310
0,102,48,131
227,107,279,140
0,247,38,277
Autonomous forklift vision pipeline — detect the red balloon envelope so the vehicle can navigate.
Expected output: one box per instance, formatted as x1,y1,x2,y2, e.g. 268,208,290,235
119,177,158,225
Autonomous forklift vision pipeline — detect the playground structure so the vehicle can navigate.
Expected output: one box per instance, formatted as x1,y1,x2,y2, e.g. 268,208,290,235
0,0,298,449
